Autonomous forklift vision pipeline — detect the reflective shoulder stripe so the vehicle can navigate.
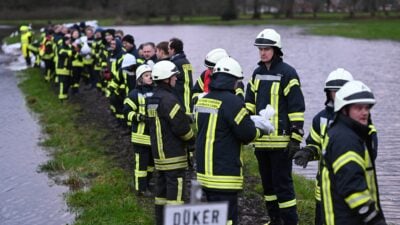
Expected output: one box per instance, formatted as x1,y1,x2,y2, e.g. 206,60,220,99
235,87,244,96
255,74,281,81
124,98,137,110
284,78,300,96
234,107,248,125
369,124,377,135
345,189,371,209
169,103,181,119
332,151,365,174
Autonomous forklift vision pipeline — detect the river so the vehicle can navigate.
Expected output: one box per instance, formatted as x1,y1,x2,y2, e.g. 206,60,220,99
0,52,74,224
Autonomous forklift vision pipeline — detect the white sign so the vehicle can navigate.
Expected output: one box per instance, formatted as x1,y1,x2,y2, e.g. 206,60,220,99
164,202,228,225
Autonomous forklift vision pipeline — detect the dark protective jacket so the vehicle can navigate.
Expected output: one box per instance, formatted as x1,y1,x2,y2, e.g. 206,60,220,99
146,83,195,171
320,114,384,225
123,84,153,146
245,57,305,149
192,68,245,105
195,73,262,191
56,43,72,76
170,52,193,114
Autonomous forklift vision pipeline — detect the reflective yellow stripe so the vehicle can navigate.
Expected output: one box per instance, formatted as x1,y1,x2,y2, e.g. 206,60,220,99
155,117,165,159
155,162,188,170
278,199,296,208
291,132,303,142
180,129,194,141
264,195,278,201
169,103,180,119
314,180,321,201
332,151,365,174
131,133,151,145
235,87,244,96
288,112,304,122
310,127,321,145
245,102,256,114
197,77,204,91
227,220,233,225
283,79,299,96
155,197,167,205
197,173,243,190
177,177,183,204
322,167,334,225
154,155,187,165
369,124,377,135
56,68,70,75
182,64,193,114
205,112,218,175
234,108,248,125
270,82,279,136
345,189,371,209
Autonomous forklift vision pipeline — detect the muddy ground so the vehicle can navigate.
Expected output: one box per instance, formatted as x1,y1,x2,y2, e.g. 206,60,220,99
67,85,269,225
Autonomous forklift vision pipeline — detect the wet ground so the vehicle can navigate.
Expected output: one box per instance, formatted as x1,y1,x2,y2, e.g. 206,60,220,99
0,57,74,224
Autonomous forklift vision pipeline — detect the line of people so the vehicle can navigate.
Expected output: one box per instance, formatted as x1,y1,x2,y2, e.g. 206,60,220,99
20,23,387,225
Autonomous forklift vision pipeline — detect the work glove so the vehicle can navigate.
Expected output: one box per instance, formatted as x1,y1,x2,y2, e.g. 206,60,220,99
251,115,275,135
285,139,301,159
293,146,315,168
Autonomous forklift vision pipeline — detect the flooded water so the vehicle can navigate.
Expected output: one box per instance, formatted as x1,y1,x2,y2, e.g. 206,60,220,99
0,56,74,224
1,24,399,224
115,25,400,223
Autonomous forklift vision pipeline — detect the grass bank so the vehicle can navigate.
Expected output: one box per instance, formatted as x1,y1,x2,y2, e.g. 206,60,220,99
17,67,315,224
17,68,153,225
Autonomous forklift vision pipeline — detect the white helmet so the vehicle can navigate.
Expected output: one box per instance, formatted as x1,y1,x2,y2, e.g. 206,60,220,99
254,28,282,49
136,64,152,81
121,54,137,69
324,68,354,91
213,57,243,79
204,48,229,68
152,61,180,81
334,80,376,112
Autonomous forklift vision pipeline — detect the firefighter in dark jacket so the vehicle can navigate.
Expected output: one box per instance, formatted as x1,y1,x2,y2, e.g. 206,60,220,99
192,48,244,106
123,64,154,197
245,28,305,225
56,34,73,101
146,60,195,225
320,80,386,225
293,68,355,225
168,37,194,115
195,56,274,225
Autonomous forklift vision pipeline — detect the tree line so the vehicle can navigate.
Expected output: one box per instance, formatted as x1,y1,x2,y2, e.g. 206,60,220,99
0,0,398,21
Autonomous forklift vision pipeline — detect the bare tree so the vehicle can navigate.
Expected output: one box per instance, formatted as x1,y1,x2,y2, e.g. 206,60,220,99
253,0,261,19
279,0,295,18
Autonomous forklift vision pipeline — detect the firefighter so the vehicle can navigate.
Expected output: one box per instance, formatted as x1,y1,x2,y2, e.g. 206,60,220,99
320,80,386,225
192,48,244,106
123,64,154,197
20,25,32,66
245,28,305,225
70,29,83,94
40,29,56,82
194,57,274,225
146,60,195,225
293,68,355,225
168,37,194,115
56,34,73,101
155,41,169,61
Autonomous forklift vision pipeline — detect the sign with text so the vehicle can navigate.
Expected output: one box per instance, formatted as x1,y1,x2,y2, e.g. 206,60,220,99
164,202,228,225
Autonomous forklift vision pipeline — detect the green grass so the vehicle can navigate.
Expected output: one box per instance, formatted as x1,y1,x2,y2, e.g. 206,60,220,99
242,147,315,225
17,68,153,225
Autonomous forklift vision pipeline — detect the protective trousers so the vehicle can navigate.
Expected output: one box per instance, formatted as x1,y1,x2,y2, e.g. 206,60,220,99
58,75,71,100
155,169,186,225
203,189,238,225
133,145,154,192
255,150,298,225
